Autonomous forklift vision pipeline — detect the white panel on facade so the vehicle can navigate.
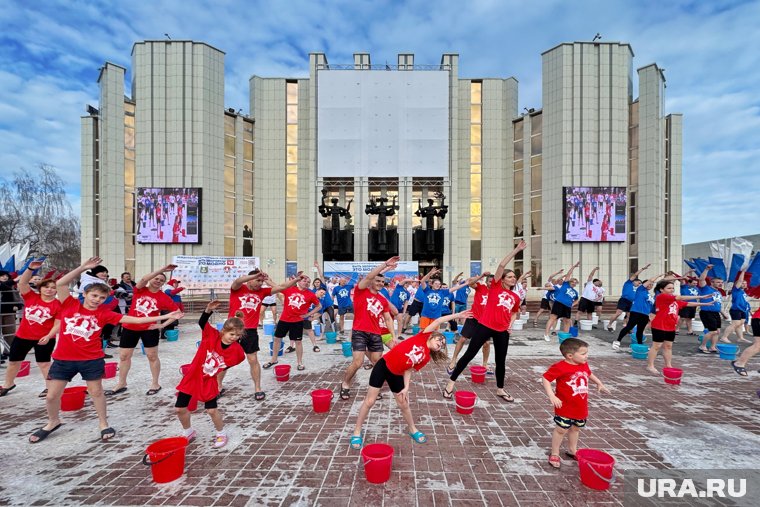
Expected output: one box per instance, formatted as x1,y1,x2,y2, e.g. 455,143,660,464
317,70,449,177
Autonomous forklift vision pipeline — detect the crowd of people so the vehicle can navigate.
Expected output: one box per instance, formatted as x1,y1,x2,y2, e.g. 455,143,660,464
0,249,758,470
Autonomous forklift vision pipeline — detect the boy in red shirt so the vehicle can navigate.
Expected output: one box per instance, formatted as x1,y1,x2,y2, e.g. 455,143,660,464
647,279,712,374
176,300,245,448
28,257,183,444
349,310,471,450
542,338,609,469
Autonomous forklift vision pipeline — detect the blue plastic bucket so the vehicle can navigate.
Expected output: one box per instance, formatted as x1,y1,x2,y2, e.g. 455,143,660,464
263,322,275,336
557,332,572,344
411,325,420,334
443,331,455,344
269,341,284,357
313,323,321,336
216,322,224,331
457,324,463,333
569,326,579,337
716,343,738,360
630,343,649,360
341,341,353,357
325,331,338,344
630,334,648,344
165,330,179,341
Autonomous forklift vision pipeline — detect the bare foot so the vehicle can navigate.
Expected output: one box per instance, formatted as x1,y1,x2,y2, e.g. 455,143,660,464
719,337,731,343
646,366,658,375
739,337,752,343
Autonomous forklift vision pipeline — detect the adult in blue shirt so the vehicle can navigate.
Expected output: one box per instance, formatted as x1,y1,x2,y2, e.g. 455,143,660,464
331,277,355,336
613,271,662,350
606,263,650,332
418,268,468,331
698,264,725,354
532,269,564,328
543,261,581,341
721,267,749,344
677,275,700,335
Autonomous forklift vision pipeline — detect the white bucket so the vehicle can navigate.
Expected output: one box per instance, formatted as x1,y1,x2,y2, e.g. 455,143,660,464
264,311,273,321
691,321,704,332
555,320,562,331
591,313,599,325
520,312,530,321
344,318,354,331
579,320,593,331
512,320,524,330
602,319,610,329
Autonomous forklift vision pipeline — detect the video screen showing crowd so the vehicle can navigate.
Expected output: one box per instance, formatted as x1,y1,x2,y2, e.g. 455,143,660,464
563,187,627,242
136,188,201,244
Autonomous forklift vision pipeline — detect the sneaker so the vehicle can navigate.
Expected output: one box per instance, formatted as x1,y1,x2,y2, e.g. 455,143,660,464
611,341,620,350
213,434,228,448
543,335,551,342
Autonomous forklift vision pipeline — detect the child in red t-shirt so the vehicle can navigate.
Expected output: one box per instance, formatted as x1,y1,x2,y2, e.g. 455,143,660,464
175,300,245,448
28,257,183,444
542,338,609,469
349,310,471,450
647,279,712,374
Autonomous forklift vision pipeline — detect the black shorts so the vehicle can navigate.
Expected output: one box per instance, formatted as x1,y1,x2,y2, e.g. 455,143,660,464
351,330,383,353
175,391,218,410
460,317,478,339
577,297,596,314
729,309,747,321
262,302,276,308
752,318,760,337
540,299,552,310
8,336,56,363
699,311,722,332
406,300,423,317
651,328,676,343
368,358,405,393
120,328,161,349
616,299,633,312
48,358,105,382
553,415,587,429
302,320,312,330
239,328,260,354
551,302,572,319
678,306,696,319
338,305,354,316
448,319,458,332
274,320,304,341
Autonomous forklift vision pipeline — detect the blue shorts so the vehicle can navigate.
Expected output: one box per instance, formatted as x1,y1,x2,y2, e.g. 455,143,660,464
48,358,105,382
338,305,354,316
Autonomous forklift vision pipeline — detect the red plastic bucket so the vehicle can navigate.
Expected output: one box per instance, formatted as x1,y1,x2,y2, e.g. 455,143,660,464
17,360,31,378
311,389,333,413
469,365,486,383
142,437,189,483
662,367,683,385
454,391,477,415
103,362,118,379
361,443,394,484
576,449,615,490
60,386,88,411
274,364,291,382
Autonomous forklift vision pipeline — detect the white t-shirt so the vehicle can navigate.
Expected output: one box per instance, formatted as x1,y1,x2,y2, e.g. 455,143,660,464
582,281,605,302
512,282,527,302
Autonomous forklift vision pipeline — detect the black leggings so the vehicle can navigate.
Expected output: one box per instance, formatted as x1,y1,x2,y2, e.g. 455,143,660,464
616,311,649,344
450,322,510,389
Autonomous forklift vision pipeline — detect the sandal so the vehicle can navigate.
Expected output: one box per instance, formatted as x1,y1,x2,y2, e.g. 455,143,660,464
100,427,116,442
731,361,748,377
29,423,62,443
38,388,48,398
262,361,277,369
146,387,162,396
496,392,515,403
313,346,320,352
297,364,305,371
548,455,561,469
254,391,266,401
349,434,363,450
376,392,384,400
285,346,296,353
446,365,454,375
442,388,454,399
104,386,128,396
408,431,427,444
339,387,350,400
0,385,16,397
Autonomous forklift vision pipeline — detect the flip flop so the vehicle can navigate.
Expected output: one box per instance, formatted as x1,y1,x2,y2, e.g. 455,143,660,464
0,385,16,397
408,431,427,444
285,346,296,353
254,391,266,401
104,386,128,396
100,427,116,442
339,387,350,400
731,361,748,377
349,434,363,450
29,423,63,443
217,388,227,398
442,388,454,399
38,388,48,398
262,361,278,369
146,387,162,396
446,365,454,375
564,451,577,460
496,392,515,403
363,363,374,370
313,346,320,352
297,364,305,371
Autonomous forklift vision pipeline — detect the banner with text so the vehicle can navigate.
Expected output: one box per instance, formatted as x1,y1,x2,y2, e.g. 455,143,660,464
323,261,418,286
171,256,260,290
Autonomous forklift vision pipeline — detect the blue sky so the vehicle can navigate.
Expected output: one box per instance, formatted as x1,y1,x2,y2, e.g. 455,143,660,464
1,0,758,244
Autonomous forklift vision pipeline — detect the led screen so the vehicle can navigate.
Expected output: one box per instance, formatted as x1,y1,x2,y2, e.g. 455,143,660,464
136,188,201,244
563,187,627,242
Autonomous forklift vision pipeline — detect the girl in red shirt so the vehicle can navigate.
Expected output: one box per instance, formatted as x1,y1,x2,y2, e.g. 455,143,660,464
349,310,470,450
646,280,712,374
446,272,490,374
1,260,61,397
176,300,245,448
443,241,526,403
28,257,183,444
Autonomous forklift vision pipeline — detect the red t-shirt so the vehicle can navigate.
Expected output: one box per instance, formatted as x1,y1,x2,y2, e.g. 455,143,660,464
279,286,320,323
478,279,520,331
53,297,124,361
651,293,688,331
228,286,272,329
752,307,760,319
543,360,592,420
471,284,489,320
176,323,245,401
16,291,62,340
122,287,179,331
352,286,390,335
383,332,432,375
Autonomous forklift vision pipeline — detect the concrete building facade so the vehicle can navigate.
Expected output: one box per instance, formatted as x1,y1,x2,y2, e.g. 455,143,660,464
81,40,682,297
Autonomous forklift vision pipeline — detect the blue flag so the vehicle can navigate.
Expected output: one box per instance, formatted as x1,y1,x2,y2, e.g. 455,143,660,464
684,259,698,273
708,257,727,280
693,258,709,277
728,254,745,283
747,254,760,288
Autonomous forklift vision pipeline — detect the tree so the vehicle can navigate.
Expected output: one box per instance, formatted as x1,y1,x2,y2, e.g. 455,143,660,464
0,164,81,270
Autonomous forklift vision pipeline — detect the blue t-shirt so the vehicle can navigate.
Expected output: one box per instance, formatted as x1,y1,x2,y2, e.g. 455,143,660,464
699,285,723,312
454,286,470,305
631,285,655,315
420,286,447,319
441,292,453,315
730,287,747,312
621,280,637,302
390,285,410,311
680,285,699,298
332,283,354,309
380,287,391,301
311,287,334,308
553,282,579,308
